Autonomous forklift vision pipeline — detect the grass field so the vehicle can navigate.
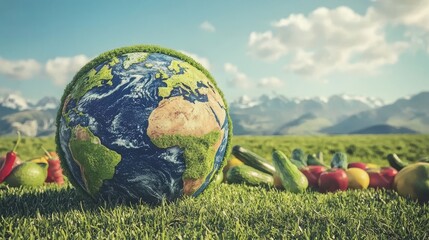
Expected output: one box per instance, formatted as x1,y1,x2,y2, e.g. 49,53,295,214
1,135,428,239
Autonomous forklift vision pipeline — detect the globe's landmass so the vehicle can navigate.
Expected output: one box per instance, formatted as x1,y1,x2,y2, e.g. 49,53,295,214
57,46,231,204
68,125,121,196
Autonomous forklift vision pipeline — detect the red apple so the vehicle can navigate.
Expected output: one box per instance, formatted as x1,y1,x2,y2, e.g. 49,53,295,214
318,168,348,193
348,162,367,170
366,167,398,189
300,165,327,189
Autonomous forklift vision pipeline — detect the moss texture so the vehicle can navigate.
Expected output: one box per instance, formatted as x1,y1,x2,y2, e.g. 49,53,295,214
151,131,220,179
69,126,121,196
71,61,114,101
158,60,212,98
123,52,148,69
56,44,233,197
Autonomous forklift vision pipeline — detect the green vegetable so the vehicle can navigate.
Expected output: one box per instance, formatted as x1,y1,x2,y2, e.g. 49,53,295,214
290,148,307,169
272,149,308,193
232,145,276,174
307,154,329,168
226,165,274,188
387,153,408,171
331,152,348,169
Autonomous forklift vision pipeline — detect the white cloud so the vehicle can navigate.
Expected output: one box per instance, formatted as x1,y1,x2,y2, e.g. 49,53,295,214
0,57,41,80
374,0,429,53
0,87,22,97
0,55,90,86
248,5,410,77
248,31,288,61
258,77,284,88
373,0,429,31
224,63,251,88
180,50,211,70
45,55,90,85
200,21,216,32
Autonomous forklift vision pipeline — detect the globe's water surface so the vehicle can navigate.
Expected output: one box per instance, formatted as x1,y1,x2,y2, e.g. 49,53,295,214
58,51,229,204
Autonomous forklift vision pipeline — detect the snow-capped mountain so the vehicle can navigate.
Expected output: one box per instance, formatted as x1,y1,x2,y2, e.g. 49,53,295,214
335,94,385,108
33,97,61,110
230,94,385,110
230,93,391,135
0,94,60,136
0,94,29,111
322,92,429,134
230,92,429,135
0,94,60,112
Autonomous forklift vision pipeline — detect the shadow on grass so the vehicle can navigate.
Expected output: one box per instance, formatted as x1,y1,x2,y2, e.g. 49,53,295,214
0,184,165,218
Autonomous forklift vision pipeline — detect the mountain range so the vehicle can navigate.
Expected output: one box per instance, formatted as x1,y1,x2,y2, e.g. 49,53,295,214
0,92,427,136
230,92,429,135
0,94,59,137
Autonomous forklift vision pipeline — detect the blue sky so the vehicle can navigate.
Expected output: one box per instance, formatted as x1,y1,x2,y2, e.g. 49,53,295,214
1,0,428,103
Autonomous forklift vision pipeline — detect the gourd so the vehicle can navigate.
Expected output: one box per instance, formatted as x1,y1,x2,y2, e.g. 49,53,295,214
272,149,308,193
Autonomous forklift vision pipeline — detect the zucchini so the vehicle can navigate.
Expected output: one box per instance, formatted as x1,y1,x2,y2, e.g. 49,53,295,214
226,165,274,188
387,153,408,171
232,145,276,174
331,152,348,169
272,149,308,193
291,148,307,169
307,154,329,168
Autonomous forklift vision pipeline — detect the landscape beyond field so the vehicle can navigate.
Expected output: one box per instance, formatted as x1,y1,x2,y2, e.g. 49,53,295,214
1,135,428,239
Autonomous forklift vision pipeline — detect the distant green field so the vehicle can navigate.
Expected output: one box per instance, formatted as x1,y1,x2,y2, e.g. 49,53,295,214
2,134,428,164
0,134,428,239
231,134,429,166
0,136,56,161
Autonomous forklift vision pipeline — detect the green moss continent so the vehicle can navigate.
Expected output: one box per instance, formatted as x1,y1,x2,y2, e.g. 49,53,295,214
71,60,115,101
69,126,121,196
151,131,220,179
123,52,148,69
158,60,212,99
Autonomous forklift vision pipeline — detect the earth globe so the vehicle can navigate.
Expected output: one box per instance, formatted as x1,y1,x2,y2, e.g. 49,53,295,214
56,45,232,204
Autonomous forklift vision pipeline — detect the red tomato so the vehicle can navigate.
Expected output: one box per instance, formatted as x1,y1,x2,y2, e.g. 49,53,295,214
318,168,348,193
347,162,367,170
300,165,327,189
366,167,397,189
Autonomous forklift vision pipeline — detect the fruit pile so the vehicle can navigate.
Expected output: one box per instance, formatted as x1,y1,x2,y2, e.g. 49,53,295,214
0,132,64,188
220,145,429,203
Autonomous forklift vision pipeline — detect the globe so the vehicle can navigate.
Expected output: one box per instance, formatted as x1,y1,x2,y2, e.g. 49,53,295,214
56,45,232,204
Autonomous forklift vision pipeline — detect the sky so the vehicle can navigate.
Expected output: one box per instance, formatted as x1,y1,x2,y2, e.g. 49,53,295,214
1,0,429,104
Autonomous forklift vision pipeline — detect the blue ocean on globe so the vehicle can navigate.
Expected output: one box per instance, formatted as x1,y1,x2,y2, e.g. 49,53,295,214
58,51,229,204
